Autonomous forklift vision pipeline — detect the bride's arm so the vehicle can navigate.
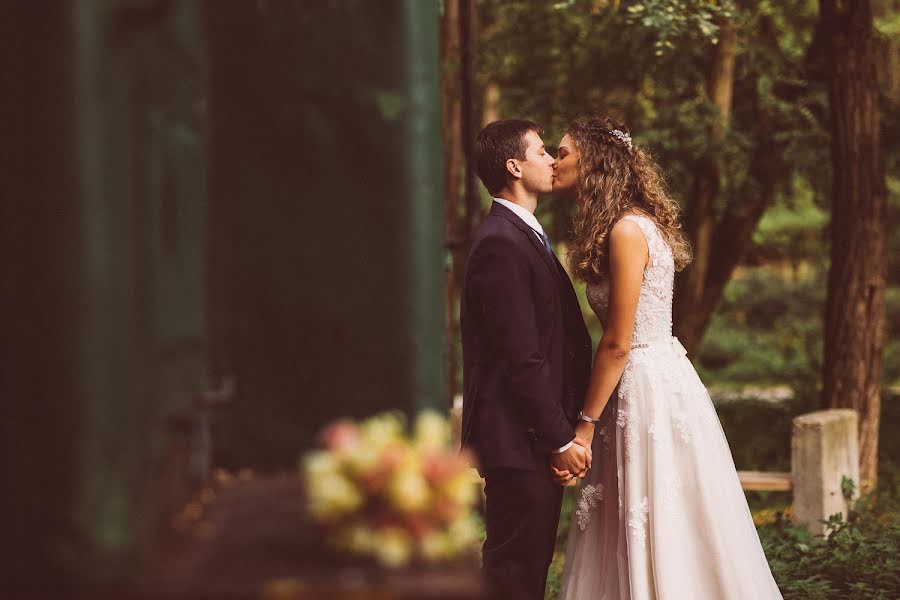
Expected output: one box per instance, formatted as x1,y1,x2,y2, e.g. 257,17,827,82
576,219,648,441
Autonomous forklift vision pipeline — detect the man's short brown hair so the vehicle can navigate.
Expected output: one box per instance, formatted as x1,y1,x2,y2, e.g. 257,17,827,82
475,119,542,195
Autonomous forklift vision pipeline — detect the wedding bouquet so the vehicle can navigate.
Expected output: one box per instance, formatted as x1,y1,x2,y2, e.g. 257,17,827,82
302,411,482,568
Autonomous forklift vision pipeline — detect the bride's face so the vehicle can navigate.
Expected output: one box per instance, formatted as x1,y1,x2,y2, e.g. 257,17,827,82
552,133,579,197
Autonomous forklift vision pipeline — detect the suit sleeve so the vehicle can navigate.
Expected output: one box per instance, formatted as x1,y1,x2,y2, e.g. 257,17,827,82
468,236,576,451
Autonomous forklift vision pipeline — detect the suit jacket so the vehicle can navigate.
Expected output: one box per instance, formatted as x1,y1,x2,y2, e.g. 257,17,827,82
460,202,593,473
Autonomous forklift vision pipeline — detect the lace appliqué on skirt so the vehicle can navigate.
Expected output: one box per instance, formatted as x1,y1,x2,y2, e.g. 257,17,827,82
627,496,650,549
576,483,605,531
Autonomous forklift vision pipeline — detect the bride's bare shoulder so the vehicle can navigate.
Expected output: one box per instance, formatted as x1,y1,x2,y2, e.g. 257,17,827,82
609,217,649,255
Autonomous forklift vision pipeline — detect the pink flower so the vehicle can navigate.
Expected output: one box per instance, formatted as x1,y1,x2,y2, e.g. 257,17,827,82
379,442,406,471
422,453,455,484
319,420,362,452
432,497,461,524
406,515,431,539
362,471,388,494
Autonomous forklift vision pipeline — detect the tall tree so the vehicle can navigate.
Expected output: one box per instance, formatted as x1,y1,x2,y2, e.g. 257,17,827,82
673,10,789,355
441,0,478,405
441,0,463,404
674,19,738,353
818,0,887,492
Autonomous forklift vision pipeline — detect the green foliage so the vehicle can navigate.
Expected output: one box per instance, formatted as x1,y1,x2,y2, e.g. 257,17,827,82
751,178,828,261
474,1,898,390
696,269,826,387
759,491,900,599
476,0,830,238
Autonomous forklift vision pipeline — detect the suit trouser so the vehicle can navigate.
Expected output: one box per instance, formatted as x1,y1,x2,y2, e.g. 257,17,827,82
482,467,565,600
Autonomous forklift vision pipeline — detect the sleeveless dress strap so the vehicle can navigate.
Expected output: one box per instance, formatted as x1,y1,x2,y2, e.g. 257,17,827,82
620,214,660,266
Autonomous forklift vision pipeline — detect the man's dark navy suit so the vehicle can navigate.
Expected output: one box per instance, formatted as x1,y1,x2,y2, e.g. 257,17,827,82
460,201,592,600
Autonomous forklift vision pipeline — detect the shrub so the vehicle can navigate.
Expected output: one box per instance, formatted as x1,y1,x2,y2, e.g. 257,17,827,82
760,483,900,599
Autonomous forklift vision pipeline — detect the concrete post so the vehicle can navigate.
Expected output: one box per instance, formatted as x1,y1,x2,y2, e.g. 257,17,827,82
791,409,860,536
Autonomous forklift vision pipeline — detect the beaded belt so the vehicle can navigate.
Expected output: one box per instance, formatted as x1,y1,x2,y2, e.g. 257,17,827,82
630,336,688,357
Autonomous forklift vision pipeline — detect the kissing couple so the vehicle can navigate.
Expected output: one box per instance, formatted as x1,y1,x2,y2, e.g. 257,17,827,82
460,116,783,600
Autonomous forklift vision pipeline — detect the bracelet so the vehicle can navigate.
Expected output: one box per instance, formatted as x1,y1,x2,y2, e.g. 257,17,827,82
578,411,601,425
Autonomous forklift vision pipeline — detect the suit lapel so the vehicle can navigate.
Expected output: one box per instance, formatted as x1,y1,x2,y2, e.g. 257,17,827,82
489,202,558,277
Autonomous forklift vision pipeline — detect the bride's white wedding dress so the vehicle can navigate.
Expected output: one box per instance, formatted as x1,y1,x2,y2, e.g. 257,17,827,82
558,214,783,599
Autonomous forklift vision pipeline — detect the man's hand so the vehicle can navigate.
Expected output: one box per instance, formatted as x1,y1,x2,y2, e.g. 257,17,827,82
550,437,593,485
550,439,591,484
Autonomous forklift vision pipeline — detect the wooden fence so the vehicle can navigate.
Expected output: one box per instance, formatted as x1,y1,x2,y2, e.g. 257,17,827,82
739,408,859,536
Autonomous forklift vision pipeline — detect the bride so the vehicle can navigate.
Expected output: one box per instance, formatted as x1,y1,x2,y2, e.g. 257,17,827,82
550,115,783,599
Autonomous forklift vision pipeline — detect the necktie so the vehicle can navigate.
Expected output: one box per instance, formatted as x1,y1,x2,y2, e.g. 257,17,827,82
539,231,553,255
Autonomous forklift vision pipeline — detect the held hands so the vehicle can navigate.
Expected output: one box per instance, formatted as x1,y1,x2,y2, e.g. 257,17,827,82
550,423,596,485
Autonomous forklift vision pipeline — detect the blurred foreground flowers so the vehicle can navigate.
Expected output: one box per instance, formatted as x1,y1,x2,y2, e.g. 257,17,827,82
301,411,482,568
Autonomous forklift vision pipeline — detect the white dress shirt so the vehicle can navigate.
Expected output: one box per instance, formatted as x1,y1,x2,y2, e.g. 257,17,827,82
492,198,575,455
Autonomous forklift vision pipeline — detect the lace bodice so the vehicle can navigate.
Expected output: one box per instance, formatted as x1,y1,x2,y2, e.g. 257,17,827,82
585,214,674,345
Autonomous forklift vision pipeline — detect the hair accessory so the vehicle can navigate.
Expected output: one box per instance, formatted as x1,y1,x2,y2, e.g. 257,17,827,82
609,129,633,150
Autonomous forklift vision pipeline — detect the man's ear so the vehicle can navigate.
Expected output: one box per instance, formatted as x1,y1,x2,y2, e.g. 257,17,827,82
505,158,522,181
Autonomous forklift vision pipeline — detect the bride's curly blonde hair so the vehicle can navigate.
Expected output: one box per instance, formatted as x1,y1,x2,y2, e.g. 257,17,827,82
566,115,692,283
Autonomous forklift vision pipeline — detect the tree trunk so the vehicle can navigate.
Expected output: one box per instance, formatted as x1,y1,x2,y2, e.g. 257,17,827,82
441,0,463,405
819,0,887,493
482,80,501,126
441,0,478,406
691,108,777,341
674,21,736,353
676,16,781,350
460,0,478,241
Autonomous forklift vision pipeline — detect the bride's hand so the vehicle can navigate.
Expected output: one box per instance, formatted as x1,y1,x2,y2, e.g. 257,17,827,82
551,463,575,486
575,422,595,448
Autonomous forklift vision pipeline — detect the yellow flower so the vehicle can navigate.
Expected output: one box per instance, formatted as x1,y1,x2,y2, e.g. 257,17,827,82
337,523,376,555
419,530,453,562
303,451,338,480
305,469,364,520
447,515,480,552
439,469,481,509
414,410,450,451
373,527,412,568
360,412,406,452
388,461,430,513
342,443,380,476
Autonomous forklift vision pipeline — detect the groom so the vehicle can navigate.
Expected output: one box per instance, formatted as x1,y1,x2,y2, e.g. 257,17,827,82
460,119,593,599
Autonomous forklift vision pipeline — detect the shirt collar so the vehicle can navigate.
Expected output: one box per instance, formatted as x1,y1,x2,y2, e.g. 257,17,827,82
492,198,545,236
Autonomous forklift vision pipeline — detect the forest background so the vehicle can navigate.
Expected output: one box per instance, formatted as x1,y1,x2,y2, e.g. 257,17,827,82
437,2,899,595
440,0,899,492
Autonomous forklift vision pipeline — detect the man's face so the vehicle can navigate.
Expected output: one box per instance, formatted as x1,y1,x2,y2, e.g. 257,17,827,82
512,130,556,194
551,133,578,197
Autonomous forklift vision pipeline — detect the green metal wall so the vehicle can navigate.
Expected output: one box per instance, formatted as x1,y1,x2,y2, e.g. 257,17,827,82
1,0,444,591
207,1,445,468
1,0,208,592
